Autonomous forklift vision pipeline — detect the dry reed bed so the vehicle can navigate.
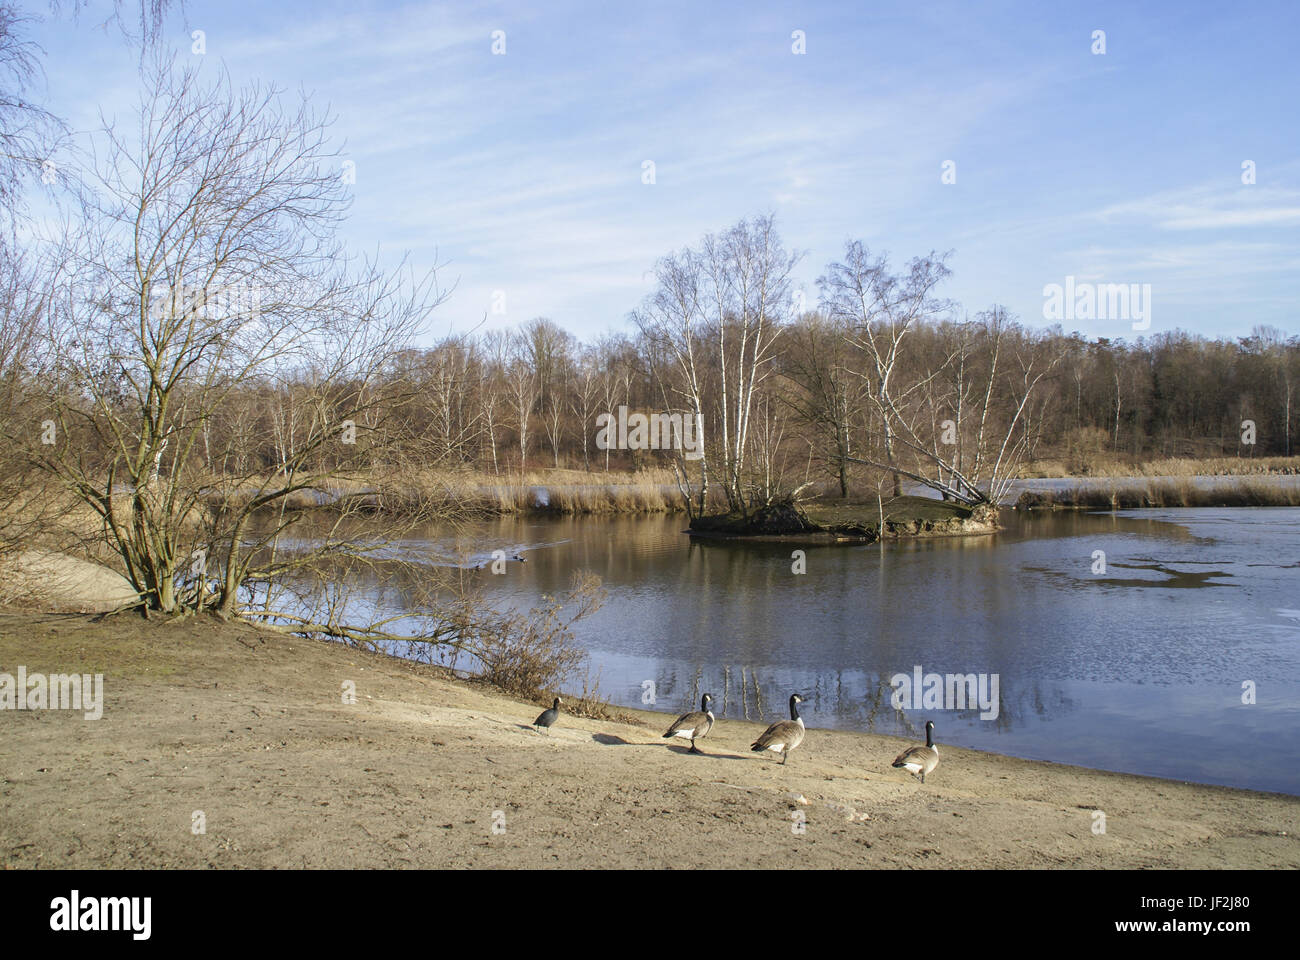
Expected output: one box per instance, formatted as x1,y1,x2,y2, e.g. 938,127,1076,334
1017,475,1300,510
211,468,696,517
1021,455,1300,479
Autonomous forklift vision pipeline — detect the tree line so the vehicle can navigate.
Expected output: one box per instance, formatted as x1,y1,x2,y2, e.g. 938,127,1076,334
328,245,1297,514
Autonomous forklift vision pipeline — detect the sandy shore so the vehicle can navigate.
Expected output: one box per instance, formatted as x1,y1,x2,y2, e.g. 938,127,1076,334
1,612,1296,869
3,550,139,613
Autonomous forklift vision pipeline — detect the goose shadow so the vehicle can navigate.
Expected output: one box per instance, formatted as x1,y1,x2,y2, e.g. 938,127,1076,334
664,743,752,761
591,733,653,746
590,734,750,760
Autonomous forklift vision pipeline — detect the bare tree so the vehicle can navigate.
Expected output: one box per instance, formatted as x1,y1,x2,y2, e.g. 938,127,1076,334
778,312,864,497
0,246,73,569
51,1,180,50
836,306,1063,505
818,241,952,497
34,59,447,621
0,6,66,235
570,345,601,471
504,331,537,472
701,216,799,514
595,335,631,473
638,215,798,515
634,249,710,514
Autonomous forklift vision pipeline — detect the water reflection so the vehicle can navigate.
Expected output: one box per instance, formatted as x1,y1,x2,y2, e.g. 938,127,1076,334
275,507,1300,794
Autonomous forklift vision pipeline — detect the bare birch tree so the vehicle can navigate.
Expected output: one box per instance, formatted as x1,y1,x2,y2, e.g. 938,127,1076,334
818,241,953,497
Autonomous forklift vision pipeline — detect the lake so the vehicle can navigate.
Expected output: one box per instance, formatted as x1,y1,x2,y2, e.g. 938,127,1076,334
280,506,1300,795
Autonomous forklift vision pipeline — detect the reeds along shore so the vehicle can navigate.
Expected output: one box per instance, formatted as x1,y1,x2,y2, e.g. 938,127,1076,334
208,468,706,517
268,457,1300,517
392,468,696,516
1018,454,1300,479
202,459,1300,518
54,456,1300,523
1016,475,1300,510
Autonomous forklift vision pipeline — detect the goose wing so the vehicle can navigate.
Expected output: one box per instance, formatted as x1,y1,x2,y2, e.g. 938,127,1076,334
752,718,798,750
892,744,938,769
664,710,706,737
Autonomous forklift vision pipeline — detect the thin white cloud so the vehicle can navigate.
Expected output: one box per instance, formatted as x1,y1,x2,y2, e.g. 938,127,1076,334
1096,184,1300,232
1162,207,1300,229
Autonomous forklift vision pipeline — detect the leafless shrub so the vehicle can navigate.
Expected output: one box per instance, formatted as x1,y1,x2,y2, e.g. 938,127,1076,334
458,571,605,700
567,668,640,724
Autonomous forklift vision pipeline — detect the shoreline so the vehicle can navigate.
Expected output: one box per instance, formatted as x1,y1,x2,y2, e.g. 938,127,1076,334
625,697,1289,800
2,612,1295,869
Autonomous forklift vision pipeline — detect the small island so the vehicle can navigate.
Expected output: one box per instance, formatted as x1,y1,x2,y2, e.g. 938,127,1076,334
687,495,999,542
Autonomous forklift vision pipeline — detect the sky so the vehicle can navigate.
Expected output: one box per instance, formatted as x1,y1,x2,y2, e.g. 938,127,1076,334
24,0,1300,345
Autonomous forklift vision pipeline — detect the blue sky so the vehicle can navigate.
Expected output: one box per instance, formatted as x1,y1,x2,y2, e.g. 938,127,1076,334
27,0,1300,344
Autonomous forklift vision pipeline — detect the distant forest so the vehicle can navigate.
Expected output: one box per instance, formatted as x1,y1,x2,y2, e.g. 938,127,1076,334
375,217,1296,511
395,305,1296,470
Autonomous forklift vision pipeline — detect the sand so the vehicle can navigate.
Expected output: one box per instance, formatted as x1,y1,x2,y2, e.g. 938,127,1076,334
4,550,139,613
1,612,1295,869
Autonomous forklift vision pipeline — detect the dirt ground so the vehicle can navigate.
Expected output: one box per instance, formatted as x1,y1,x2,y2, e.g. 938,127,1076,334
1,612,1296,869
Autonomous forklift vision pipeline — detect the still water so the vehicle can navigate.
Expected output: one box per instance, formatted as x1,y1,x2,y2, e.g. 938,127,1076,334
302,508,1300,794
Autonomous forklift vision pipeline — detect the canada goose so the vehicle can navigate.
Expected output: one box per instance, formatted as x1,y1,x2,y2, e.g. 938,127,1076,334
512,554,527,562
892,720,939,783
751,693,806,764
662,693,715,754
533,697,561,734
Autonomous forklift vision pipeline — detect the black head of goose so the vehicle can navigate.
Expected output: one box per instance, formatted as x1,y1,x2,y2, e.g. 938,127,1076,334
533,697,562,734
662,693,715,754
750,693,806,764
891,719,939,782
